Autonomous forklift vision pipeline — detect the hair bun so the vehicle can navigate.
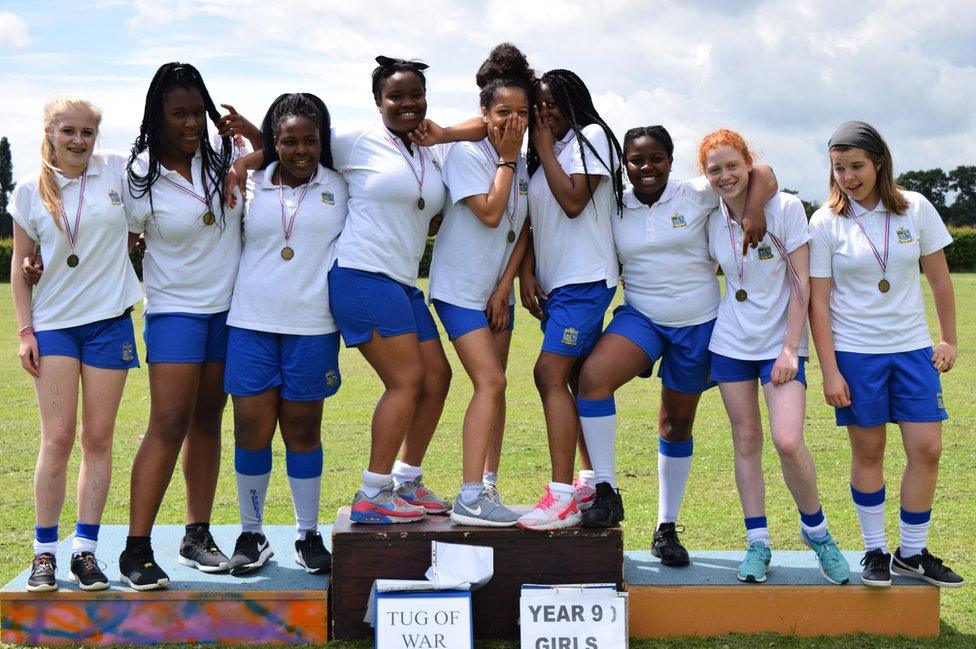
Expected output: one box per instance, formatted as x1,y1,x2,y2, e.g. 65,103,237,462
476,43,535,88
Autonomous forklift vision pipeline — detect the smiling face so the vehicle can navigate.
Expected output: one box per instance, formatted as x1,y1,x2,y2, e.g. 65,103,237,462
704,144,752,203
377,70,427,135
159,86,206,160
49,105,98,176
535,82,569,140
830,147,881,208
482,85,530,136
275,115,320,186
625,135,671,201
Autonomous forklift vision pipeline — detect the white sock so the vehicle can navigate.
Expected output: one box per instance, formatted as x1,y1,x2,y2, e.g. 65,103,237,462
33,541,58,556
236,445,272,534
800,507,829,541
71,536,97,555
577,397,618,487
899,508,931,558
460,482,483,504
362,470,392,498
286,448,323,541
577,469,596,488
745,516,771,547
657,437,693,526
393,460,422,486
851,485,888,553
482,471,498,486
548,481,575,503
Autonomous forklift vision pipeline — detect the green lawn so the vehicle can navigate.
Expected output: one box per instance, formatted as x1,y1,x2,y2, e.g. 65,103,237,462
1,277,974,647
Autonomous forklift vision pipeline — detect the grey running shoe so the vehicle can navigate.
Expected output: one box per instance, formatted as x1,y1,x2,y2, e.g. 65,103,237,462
179,525,230,573
395,477,452,514
450,489,519,527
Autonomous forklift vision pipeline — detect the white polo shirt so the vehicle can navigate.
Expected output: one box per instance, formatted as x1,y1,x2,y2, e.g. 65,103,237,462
527,124,619,294
612,178,720,327
428,139,529,310
228,163,348,336
708,192,810,360
10,155,143,331
123,148,244,315
808,191,952,354
330,122,449,287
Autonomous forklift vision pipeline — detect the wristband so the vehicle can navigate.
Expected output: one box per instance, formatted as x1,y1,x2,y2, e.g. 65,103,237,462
496,161,517,172
17,325,34,338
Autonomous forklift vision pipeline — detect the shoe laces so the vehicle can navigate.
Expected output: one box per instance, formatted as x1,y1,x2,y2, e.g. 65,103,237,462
483,485,502,505
200,528,221,554
534,486,557,511
76,552,101,573
860,549,887,569
920,549,944,567
744,543,767,563
32,553,55,571
658,524,685,542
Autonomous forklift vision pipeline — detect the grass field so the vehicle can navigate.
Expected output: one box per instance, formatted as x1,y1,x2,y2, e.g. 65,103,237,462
1,277,974,648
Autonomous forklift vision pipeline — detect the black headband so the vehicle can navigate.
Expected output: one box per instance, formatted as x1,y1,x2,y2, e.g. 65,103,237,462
374,55,429,72
828,120,885,156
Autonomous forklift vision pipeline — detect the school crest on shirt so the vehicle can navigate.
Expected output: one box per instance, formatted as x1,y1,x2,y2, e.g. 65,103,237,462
757,242,774,260
937,392,945,410
326,369,339,388
121,343,134,362
321,191,335,206
519,178,528,195
561,327,579,347
897,227,914,244
671,211,687,228
108,189,123,206
431,158,442,172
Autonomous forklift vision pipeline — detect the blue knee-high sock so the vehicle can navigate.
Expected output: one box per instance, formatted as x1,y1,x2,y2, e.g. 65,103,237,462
899,508,931,558
236,445,272,534
658,437,693,526
851,485,887,553
577,397,617,488
286,447,323,541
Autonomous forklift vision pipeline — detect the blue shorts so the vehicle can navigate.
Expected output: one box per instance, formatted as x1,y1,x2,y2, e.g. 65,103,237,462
35,312,139,370
432,299,515,341
144,311,229,364
539,282,616,357
711,353,808,387
225,327,341,402
834,348,948,427
604,304,715,394
328,262,439,347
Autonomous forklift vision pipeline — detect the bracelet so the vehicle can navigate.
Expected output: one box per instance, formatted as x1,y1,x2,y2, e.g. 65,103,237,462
496,161,517,172
17,325,34,338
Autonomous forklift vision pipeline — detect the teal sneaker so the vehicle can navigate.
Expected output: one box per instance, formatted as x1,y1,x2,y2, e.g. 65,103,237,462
737,541,771,583
802,529,851,585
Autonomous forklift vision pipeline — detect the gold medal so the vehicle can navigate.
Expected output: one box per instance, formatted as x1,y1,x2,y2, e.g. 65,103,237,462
878,278,890,293
281,246,294,261
202,211,215,225
66,254,80,268
735,289,748,302
507,230,516,243
417,197,425,210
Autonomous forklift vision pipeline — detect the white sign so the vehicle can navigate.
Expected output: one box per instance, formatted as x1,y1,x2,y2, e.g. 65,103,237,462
376,591,473,649
520,590,628,649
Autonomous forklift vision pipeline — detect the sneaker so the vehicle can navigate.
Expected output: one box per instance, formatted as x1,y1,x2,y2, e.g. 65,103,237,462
450,489,519,527
801,530,851,585
482,482,502,503
737,541,772,583
517,486,581,531
651,522,690,567
859,548,892,587
228,532,274,576
294,531,331,575
572,477,597,511
69,552,110,591
351,484,426,524
179,525,230,573
395,478,451,514
580,482,625,529
892,547,965,588
119,543,170,591
26,553,58,592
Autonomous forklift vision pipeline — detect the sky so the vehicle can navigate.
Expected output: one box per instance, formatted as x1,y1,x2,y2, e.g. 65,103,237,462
1,0,975,203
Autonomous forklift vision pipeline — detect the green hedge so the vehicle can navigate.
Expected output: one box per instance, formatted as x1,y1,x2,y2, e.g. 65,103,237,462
2,227,974,283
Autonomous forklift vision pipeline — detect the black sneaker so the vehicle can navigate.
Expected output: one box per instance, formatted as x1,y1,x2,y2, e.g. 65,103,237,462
179,524,230,573
892,547,965,588
580,482,625,529
859,548,892,587
26,553,58,592
651,522,690,567
119,542,170,591
69,552,109,591
295,530,332,575
229,532,273,576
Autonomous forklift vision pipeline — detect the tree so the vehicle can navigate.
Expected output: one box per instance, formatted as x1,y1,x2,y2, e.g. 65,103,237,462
782,188,819,220
897,168,951,217
948,165,976,227
0,137,14,239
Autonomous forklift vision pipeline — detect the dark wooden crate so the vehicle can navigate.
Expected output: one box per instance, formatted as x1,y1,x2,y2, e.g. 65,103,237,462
329,506,623,640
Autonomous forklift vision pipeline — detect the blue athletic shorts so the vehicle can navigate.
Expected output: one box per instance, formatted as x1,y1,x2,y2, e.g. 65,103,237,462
35,311,139,370
834,348,948,427
328,262,439,347
604,304,715,393
539,281,616,357
224,327,341,402
432,299,515,341
711,352,808,387
143,310,229,364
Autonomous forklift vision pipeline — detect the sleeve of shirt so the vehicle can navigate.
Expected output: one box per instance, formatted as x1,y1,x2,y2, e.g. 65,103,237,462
330,126,363,172
122,184,148,234
567,124,612,178
807,209,834,278
782,195,811,253
913,192,953,256
444,142,492,204
685,175,720,209
9,178,38,239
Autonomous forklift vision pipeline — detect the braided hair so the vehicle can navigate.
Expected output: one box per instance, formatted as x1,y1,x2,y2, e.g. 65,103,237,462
371,56,428,103
527,69,623,213
623,125,674,161
476,42,535,108
126,62,231,227
259,93,334,171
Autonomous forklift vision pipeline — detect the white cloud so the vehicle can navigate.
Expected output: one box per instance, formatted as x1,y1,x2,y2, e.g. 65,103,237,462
0,10,30,49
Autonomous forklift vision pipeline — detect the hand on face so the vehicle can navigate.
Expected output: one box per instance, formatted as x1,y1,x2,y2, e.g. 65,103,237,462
492,114,527,162
530,105,555,153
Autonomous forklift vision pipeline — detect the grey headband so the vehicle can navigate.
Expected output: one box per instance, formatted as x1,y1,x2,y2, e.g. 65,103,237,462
828,120,885,156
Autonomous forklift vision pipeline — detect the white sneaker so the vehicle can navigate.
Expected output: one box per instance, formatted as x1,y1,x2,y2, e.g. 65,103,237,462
517,485,581,531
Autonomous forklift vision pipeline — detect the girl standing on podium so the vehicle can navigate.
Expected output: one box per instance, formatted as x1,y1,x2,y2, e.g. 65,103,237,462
808,121,963,588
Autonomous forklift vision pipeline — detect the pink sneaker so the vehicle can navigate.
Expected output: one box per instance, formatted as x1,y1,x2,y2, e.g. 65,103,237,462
350,485,426,524
573,477,597,511
517,486,582,530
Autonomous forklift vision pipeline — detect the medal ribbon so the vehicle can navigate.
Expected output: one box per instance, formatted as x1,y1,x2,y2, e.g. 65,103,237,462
767,232,803,301
847,204,890,279
720,199,746,290
59,169,88,252
159,174,211,212
478,139,518,232
276,166,314,244
553,130,574,157
384,130,426,202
